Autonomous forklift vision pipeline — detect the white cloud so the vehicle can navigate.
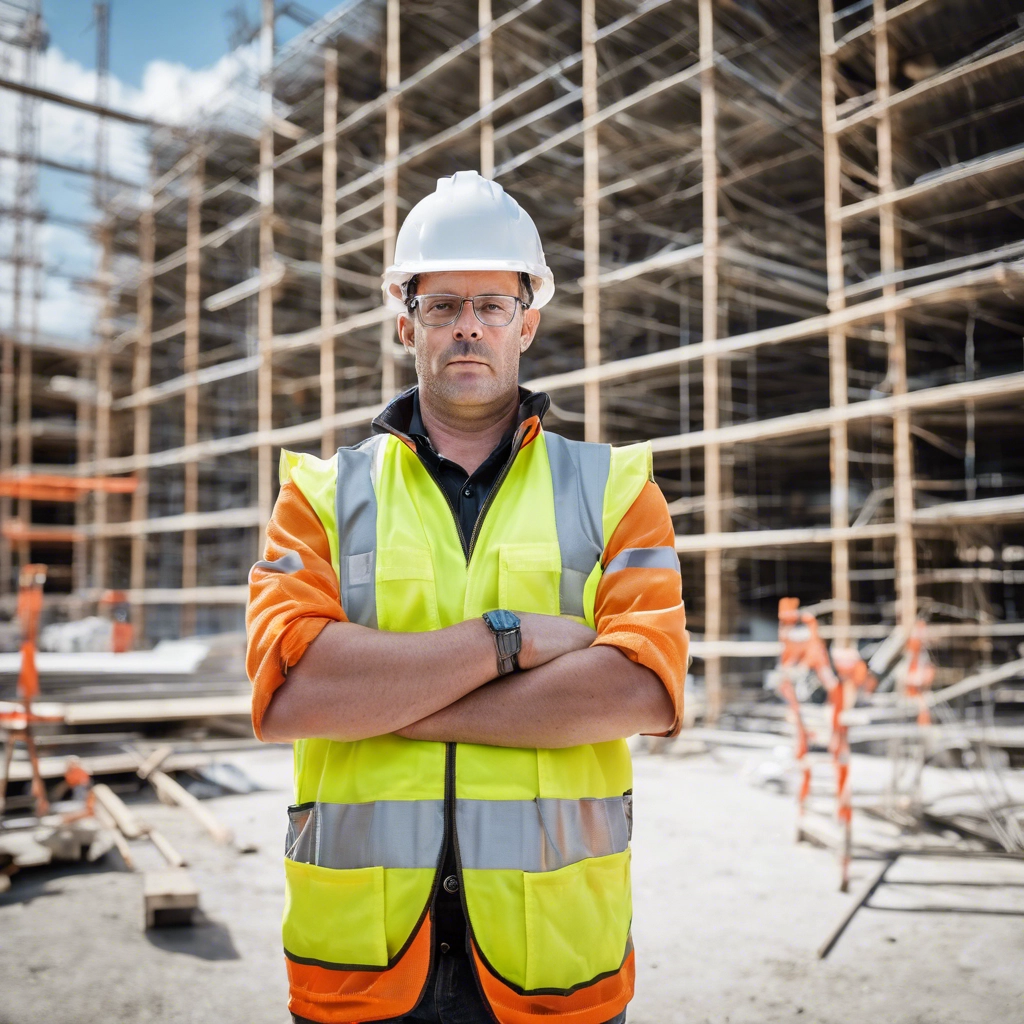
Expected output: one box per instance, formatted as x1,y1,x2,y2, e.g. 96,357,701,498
2,41,262,346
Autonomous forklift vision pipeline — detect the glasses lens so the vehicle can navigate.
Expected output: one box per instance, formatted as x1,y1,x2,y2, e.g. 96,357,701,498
473,295,518,326
418,295,463,326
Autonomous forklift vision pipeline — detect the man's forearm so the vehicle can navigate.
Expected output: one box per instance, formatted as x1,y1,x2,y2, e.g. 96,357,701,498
396,645,676,748
261,618,497,742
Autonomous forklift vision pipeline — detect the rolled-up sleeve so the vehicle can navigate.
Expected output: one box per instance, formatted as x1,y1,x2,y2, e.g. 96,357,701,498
246,481,346,739
591,480,688,737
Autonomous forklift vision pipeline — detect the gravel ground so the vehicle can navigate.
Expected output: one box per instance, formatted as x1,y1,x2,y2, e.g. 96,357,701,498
1,745,1021,1024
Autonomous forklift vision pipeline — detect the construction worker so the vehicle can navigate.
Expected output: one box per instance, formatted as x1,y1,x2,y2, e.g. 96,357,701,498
247,170,689,1024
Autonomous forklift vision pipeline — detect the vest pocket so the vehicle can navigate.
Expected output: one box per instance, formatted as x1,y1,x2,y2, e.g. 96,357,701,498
522,848,632,992
283,859,389,968
498,543,561,615
375,547,440,632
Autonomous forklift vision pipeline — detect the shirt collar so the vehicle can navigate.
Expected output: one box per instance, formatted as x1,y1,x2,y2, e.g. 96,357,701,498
372,385,550,450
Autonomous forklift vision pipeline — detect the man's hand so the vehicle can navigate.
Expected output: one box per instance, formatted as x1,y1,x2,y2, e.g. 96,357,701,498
516,613,596,670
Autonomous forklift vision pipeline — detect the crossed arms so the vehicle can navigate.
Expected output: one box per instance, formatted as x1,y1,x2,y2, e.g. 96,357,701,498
261,614,673,747
248,481,688,749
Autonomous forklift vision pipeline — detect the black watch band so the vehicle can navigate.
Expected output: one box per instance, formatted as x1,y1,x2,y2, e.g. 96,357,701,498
482,610,522,676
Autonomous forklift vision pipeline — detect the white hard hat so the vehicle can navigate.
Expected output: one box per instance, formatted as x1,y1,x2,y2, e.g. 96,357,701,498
382,170,555,312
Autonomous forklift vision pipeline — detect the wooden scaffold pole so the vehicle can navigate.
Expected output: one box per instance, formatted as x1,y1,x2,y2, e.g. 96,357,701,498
874,0,917,631
820,0,851,647
581,0,601,443
379,0,401,403
257,0,276,540
16,340,32,568
92,222,114,594
321,47,338,458
478,0,494,179
181,150,205,636
699,0,723,722
130,172,156,644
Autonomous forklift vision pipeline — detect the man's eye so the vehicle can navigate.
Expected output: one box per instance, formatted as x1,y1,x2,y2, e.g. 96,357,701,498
429,301,454,312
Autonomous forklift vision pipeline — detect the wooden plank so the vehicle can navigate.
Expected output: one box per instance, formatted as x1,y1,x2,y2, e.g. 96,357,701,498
144,869,199,928
64,695,251,726
6,747,251,782
92,801,136,869
651,370,1024,454
85,507,261,539
839,143,1024,221
837,38,1024,132
136,744,174,779
676,523,898,553
148,828,186,869
147,769,233,845
92,783,145,839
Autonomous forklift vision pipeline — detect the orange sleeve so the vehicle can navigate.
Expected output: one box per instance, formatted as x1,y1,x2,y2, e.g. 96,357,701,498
592,480,689,737
245,481,347,740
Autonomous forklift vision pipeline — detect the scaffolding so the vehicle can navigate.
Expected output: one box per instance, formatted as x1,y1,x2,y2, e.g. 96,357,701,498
1,0,1023,714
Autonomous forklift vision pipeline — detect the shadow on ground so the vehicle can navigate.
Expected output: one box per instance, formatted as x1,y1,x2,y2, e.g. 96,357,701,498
144,911,241,961
0,856,121,908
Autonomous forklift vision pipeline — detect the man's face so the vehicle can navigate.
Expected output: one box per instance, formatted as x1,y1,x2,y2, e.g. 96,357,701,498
397,270,541,411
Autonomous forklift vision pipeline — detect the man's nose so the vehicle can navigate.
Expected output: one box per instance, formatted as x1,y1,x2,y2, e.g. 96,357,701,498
452,301,483,340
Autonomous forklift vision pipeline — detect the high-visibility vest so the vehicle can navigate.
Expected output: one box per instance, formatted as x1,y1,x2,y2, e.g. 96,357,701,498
278,423,655,1024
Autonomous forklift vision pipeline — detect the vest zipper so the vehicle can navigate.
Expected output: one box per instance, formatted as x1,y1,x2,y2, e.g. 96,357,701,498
398,421,529,955
466,427,526,561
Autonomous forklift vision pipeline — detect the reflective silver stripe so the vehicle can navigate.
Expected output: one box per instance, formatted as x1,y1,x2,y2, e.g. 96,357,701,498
286,799,444,870
604,546,680,575
456,794,631,872
544,433,610,618
335,435,385,627
249,549,304,581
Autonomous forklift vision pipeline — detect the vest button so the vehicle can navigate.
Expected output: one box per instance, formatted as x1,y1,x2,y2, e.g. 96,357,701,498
463,487,472,498
443,874,459,894
440,942,450,954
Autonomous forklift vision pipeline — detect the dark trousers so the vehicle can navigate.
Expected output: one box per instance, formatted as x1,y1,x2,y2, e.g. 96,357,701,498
293,947,627,1024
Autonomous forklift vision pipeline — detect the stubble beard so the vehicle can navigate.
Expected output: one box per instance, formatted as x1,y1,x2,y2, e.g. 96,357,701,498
414,328,520,413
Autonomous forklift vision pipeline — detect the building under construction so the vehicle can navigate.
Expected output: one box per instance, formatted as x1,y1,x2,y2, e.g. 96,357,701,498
2,0,1024,717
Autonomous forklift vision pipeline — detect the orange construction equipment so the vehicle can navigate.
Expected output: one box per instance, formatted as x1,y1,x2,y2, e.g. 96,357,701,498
0,564,57,817
901,620,936,726
100,590,134,653
0,473,137,503
0,474,136,545
774,599,877,891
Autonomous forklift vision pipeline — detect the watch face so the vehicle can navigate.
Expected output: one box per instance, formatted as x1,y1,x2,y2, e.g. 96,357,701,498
485,609,520,632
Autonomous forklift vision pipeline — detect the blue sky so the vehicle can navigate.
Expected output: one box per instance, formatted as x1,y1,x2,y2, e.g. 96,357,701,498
43,0,340,88
2,1,345,344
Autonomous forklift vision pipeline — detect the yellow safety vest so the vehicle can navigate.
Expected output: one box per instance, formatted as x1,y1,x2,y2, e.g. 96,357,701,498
277,422,655,1024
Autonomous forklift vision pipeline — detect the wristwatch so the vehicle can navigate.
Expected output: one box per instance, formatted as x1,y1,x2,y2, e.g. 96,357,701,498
482,610,522,676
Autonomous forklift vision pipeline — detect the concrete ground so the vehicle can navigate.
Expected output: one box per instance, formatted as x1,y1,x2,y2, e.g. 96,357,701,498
1,745,1022,1024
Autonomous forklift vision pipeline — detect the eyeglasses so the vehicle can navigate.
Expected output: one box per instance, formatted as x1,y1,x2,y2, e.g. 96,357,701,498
408,293,527,328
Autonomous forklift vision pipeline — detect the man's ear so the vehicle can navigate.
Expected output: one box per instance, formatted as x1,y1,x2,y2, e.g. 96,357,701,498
397,313,416,352
519,308,540,354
